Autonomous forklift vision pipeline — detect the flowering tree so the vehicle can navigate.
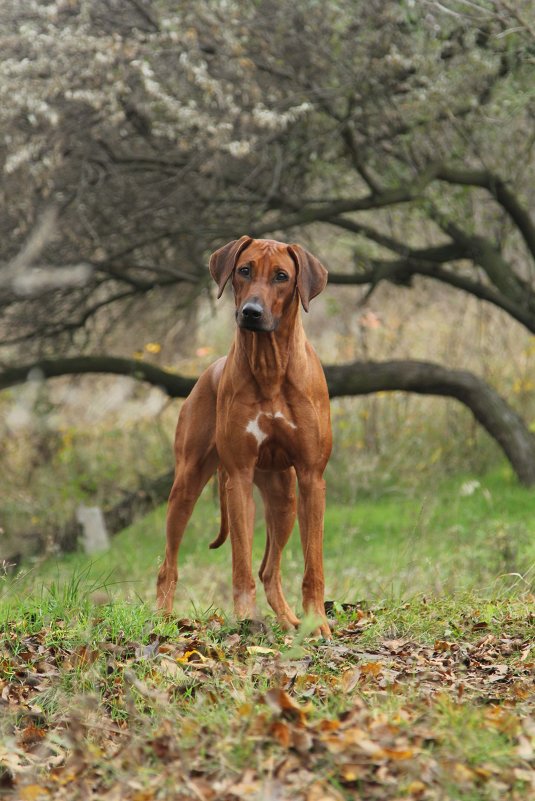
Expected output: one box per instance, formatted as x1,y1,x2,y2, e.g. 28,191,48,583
1,0,535,483
0,0,319,349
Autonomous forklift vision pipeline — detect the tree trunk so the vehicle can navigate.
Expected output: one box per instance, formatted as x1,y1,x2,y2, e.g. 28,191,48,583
4,355,534,564
56,469,175,553
324,360,535,486
1,355,534,486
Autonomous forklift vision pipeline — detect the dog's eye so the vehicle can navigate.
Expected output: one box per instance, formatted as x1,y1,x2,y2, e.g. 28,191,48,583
274,271,288,282
238,265,251,277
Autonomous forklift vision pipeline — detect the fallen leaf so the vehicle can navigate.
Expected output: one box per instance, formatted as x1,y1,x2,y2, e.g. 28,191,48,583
516,736,534,760
246,646,276,655
360,661,382,677
453,762,475,783
341,668,360,693
270,720,291,747
306,779,345,801
406,779,426,797
291,727,313,753
19,723,46,748
486,664,508,682
227,769,259,798
19,786,50,800
158,658,187,680
265,688,307,724
382,745,416,760
176,649,207,664
339,763,366,782
513,767,535,784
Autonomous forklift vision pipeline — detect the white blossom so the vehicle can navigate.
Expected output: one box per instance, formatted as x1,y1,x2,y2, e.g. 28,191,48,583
226,140,252,157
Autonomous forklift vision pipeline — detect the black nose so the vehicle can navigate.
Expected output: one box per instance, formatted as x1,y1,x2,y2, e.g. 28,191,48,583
241,301,263,319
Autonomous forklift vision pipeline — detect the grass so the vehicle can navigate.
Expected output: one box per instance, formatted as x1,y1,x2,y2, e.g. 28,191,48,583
1,466,534,799
4,466,534,615
0,583,533,799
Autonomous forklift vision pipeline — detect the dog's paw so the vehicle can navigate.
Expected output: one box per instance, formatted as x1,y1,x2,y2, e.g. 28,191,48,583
277,613,300,632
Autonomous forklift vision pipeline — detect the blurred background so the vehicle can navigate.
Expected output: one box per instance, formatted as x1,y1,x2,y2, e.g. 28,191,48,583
1,0,534,607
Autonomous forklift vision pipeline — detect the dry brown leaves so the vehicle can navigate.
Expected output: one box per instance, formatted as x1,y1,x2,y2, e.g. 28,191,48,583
0,607,534,800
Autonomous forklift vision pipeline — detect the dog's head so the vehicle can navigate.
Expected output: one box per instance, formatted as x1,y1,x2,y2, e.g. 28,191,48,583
209,236,328,332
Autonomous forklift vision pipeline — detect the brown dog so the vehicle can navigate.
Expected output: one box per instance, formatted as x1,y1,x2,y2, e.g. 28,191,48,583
156,237,332,636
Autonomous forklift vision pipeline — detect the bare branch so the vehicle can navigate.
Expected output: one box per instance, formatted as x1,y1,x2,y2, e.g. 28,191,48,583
0,356,196,396
1,207,58,288
435,166,535,260
254,167,439,235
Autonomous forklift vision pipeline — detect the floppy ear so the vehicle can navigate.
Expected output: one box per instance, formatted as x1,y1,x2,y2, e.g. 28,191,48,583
287,244,328,312
209,235,253,299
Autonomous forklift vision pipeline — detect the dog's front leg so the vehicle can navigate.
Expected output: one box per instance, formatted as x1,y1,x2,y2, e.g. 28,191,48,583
225,467,257,619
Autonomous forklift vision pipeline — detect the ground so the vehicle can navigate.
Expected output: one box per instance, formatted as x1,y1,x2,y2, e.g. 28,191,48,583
1,470,534,800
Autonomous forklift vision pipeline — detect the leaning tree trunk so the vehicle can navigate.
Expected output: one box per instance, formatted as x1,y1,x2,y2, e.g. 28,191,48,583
3,355,535,562
324,360,535,487
2,355,535,487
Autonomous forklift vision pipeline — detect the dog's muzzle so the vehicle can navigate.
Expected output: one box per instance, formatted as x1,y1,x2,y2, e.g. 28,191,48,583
237,300,275,331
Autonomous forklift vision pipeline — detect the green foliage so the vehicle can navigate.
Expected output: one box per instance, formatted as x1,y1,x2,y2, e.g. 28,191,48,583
0,404,175,558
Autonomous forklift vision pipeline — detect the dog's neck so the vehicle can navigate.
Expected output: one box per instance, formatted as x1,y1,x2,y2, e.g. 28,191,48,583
234,300,305,400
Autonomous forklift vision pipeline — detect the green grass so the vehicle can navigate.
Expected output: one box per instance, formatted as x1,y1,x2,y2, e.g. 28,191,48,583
1,578,533,800
2,467,534,799
4,467,534,618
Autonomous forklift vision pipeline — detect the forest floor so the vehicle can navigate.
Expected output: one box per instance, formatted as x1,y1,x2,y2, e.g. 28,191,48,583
1,470,534,800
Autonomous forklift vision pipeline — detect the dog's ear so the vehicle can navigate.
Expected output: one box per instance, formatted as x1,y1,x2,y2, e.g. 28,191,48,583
287,244,328,312
209,236,253,299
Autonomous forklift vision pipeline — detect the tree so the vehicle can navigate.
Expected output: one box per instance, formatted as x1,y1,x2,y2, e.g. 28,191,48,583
2,355,535,485
1,0,535,482
3,353,533,563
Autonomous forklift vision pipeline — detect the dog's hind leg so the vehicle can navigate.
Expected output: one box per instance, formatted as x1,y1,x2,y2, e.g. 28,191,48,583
156,366,220,613
255,468,299,630
157,450,217,613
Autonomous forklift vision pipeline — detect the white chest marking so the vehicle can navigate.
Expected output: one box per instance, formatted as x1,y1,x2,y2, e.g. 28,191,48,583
245,414,268,445
273,411,297,428
245,411,297,446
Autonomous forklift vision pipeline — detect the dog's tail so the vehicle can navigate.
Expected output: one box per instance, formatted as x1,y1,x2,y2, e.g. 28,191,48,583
209,465,229,549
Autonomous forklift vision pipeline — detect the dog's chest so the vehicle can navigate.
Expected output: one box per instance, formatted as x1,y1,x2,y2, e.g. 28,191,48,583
245,409,296,445
244,408,297,469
